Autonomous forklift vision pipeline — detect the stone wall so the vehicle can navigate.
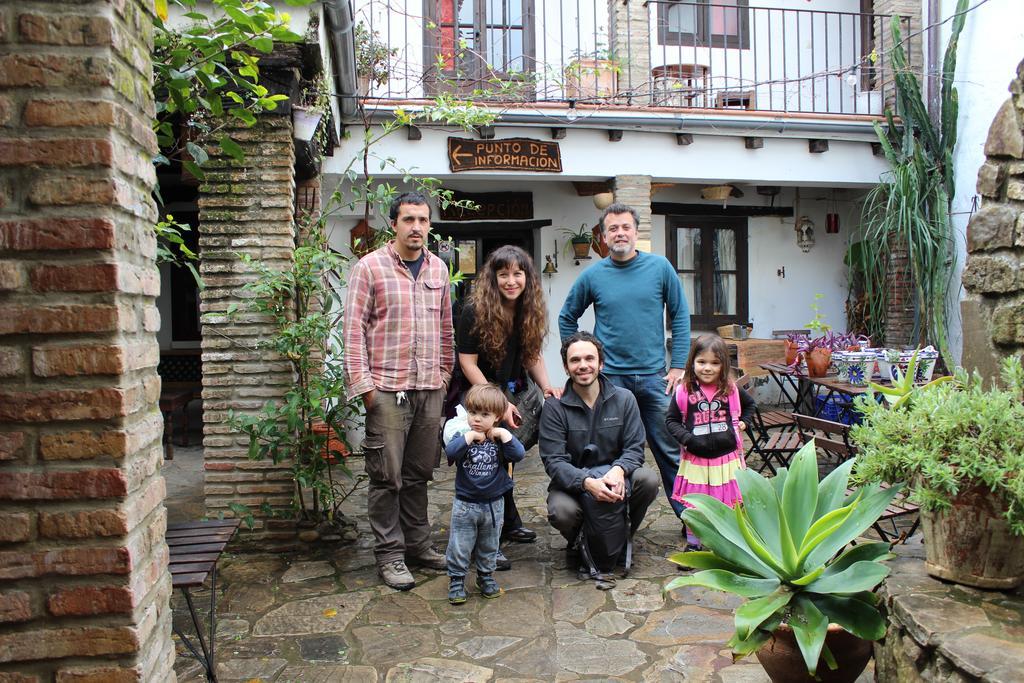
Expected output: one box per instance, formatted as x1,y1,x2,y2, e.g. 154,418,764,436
198,113,298,530
0,0,175,679
961,59,1024,380
875,543,1024,682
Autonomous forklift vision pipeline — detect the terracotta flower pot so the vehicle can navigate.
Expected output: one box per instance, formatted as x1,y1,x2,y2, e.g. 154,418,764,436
806,347,832,377
571,239,591,259
784,340,801,366
756,624,872,683
312,422,349,464
921,484,1024,589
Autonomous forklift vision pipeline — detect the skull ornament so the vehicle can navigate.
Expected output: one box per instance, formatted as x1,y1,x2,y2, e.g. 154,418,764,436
795,216,815,252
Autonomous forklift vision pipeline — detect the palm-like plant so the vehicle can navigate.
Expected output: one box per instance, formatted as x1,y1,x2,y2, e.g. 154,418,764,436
665,442,900,676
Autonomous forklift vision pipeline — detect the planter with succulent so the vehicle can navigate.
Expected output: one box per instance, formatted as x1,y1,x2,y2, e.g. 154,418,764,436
560,223,597,260
355,22,397,96
666,442,900,682
564,44,619,100
852,355,1024,589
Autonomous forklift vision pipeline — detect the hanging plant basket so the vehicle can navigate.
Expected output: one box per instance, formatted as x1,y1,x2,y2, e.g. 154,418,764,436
571,238,592,260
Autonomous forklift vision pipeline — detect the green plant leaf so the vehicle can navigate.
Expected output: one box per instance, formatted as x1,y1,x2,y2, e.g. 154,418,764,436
665,569,781,599
781,442,819,552
734,588,792,641
803,484,900,568
735,467,781,556
728,627,775,658
804,560,890,595
789,594,829,675
683,496,776,578
796,501,857,566
735,504,788,576
667,550,747,573
820,542,894,577
814,457,855,520
809,594,887,641
218,135,245,162
250,36,274,53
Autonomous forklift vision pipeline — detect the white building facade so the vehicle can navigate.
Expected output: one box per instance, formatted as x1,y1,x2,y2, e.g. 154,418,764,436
327,0,908,380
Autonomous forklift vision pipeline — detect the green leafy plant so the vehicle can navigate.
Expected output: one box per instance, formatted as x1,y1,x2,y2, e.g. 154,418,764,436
225,198,362,524
805,293,832,336
666,442,899,676
355,22,397,89
857,0,968,363
852,355,1024,535
154,215,201,287
152,0,309,180
559,223,593,243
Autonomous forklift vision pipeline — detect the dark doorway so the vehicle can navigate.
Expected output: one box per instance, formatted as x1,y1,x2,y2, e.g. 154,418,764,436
431,219,549,321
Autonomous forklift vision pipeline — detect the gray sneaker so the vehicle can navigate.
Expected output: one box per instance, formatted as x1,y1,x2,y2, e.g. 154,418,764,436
406,546,446,570
378,560,415,591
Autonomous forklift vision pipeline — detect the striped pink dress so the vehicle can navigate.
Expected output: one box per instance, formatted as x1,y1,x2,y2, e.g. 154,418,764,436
670,383,745,508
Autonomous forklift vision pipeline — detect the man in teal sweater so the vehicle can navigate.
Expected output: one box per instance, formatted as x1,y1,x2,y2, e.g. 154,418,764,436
558,203,690,520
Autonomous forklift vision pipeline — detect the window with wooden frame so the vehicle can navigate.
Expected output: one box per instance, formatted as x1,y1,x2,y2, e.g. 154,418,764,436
424,0,535,95
667,215,749,328
658,0,750,49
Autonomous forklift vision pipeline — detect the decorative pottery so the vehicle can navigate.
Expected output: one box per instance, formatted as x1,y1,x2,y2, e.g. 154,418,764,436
876,347,939,383
805,348,832,377
921,484,1024,589
756,624,872,683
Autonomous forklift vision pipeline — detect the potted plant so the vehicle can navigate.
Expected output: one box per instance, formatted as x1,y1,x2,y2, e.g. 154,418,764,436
666,442,900,682
564,44,619,100
852,355,1024,589
355,22,397,96
560,223,596,260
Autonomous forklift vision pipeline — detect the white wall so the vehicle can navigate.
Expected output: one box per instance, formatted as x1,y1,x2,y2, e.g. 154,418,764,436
324,123,890,187
937,0,1024,363
325,178,854,387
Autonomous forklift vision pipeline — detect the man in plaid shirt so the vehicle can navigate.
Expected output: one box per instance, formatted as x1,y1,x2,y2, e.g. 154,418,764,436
344,192,455,590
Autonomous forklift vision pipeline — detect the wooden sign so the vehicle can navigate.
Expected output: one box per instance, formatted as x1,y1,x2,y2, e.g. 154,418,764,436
448,137,562,173
438,191,534,221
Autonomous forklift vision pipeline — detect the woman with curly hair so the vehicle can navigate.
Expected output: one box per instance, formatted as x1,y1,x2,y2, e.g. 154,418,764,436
456,245,561,569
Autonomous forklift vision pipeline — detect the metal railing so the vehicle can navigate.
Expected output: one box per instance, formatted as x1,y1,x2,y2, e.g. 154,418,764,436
354,1,915,117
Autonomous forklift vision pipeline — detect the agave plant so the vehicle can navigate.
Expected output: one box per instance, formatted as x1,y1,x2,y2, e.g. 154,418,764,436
665,442,900,676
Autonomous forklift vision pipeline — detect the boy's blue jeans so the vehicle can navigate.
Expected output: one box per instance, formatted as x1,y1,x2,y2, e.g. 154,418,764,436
446,497,505,577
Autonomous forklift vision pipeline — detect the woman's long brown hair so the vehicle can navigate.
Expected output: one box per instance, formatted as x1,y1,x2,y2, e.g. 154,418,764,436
468,245,547,368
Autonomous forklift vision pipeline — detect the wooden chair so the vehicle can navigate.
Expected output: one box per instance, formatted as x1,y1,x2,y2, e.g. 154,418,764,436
793,414,920,544
735,376,799,475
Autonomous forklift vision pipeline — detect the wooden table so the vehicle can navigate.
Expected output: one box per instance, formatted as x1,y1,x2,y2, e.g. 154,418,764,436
167,519,240,682
760,363,878,421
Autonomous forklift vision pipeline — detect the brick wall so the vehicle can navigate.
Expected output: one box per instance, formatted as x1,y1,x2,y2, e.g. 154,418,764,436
960,59,1024,379
873,0,923,108
198,114,298,529
612,175,652,243
0,0,175,680
883,240,918,347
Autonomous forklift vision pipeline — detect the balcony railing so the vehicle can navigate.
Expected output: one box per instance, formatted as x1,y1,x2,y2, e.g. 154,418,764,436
354,1,915,117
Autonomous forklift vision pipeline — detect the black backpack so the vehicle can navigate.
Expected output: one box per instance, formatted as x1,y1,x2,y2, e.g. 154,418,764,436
576,467,632,587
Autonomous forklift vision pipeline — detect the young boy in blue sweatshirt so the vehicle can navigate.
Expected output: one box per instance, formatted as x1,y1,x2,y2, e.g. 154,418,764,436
443,383,526,604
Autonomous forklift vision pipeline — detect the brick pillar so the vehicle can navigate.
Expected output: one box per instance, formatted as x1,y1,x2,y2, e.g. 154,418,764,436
960,59,1024,378
883,241,917,347
608,0,650,101
199,114,297,527
0,0,175,680
613,175,653,243
873,0,924,107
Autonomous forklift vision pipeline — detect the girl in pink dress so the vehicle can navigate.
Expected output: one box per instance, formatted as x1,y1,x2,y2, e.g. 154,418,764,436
666,334,756,550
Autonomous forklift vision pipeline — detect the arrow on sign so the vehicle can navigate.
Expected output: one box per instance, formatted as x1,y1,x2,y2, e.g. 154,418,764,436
451,144,474,164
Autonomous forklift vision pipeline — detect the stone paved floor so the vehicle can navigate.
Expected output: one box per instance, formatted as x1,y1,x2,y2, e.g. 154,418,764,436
169,448,875,682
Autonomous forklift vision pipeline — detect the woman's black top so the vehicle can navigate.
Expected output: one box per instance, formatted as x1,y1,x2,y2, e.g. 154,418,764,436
456,302,524,387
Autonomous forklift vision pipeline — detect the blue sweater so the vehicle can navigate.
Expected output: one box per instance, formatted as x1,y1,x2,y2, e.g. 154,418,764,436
445,435,526,503
558,251,691,374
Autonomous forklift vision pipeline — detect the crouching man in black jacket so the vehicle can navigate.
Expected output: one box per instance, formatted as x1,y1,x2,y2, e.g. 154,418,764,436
539,331,660,561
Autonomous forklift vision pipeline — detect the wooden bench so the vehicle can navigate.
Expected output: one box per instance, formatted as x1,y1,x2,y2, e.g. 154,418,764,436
792,414,919,544
167,519,240,683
